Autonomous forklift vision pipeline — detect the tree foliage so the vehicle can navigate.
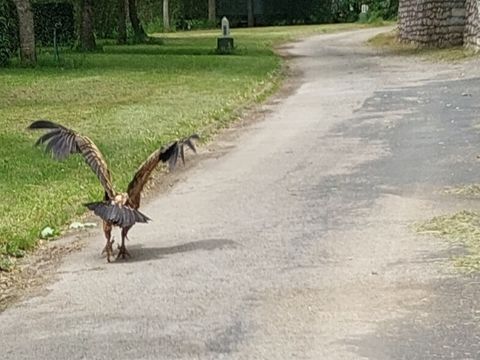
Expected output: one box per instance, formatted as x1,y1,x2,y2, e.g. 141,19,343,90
216,0,397,26
261,0,333,24
33,2,75,46
366,0,398,20
3,0,399,66
331,0,398,23
0,0,18,66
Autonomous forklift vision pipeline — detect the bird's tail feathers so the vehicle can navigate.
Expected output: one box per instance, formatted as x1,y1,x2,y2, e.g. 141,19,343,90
84,201,150,228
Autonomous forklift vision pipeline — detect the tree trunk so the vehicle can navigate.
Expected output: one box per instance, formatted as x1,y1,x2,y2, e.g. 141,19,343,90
247,0,254,27
163,0,170,32
12,0,36,65
208,0,216,22
128,0,147,43
117,0,127,44
79,0,96,51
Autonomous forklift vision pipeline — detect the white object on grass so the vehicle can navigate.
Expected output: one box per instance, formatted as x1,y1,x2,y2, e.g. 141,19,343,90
41,226,54,239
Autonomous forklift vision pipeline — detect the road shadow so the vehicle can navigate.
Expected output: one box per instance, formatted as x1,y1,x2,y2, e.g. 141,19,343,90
116,238,238,263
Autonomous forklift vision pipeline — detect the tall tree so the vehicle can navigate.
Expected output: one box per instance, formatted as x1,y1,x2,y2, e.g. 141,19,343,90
247,0,254,27
163,0,170,32
128,0,147,42
12,0,36,65
117,0,127,44
79,0,96,51
208,0,215,22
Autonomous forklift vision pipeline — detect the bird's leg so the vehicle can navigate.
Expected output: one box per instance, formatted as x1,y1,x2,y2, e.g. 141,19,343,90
116,227,131,260
101,222,114,262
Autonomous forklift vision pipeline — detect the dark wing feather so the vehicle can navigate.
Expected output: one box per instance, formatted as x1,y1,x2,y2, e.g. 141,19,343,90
178,134,199,166
29,120,64,129
35,129,61,146
29,120,115,199
85,201,150,228
181,134,199,154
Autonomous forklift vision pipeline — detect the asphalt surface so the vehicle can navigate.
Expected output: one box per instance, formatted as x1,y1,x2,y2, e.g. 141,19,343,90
2,27,480,359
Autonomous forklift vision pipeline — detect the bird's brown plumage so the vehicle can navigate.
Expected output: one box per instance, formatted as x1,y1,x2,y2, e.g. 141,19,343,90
127,134,199,204
29,120,115,199
29,120,198,261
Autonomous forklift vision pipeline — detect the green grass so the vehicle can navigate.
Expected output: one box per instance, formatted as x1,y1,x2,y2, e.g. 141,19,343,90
368,30,478,62
0,23,376,266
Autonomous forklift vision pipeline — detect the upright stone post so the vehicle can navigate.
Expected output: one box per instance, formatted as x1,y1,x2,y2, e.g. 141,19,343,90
217,17,234,54
359,4,369,22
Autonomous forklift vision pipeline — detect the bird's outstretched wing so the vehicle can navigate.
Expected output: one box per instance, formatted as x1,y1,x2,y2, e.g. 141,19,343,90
84,201,150,228
127,134,199,202
29,120,115,199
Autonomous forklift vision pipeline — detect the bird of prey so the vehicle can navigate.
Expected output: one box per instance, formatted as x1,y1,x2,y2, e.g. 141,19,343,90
29,120,198,262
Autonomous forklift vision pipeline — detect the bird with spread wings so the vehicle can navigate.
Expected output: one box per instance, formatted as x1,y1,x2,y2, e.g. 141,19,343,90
29,120,198,262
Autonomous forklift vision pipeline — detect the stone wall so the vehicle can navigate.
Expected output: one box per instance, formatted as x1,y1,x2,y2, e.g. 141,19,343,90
398,0,466,47
465,0,480,48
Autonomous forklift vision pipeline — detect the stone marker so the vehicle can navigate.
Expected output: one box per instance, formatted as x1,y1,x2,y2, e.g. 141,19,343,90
359,4,369,22
217,16,234,54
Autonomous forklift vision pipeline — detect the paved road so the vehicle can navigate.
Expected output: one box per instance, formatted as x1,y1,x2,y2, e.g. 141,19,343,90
2,28,480,359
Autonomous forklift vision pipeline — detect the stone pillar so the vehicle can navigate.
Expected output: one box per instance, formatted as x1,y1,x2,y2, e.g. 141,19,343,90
465,0,480,49
398,0,466,47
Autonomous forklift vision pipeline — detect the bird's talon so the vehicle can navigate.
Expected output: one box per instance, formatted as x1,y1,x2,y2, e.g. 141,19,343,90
101,239,115,262
116,245,131,260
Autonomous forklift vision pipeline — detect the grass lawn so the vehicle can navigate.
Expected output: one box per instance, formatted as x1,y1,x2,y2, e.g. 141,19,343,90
0,23,378,268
